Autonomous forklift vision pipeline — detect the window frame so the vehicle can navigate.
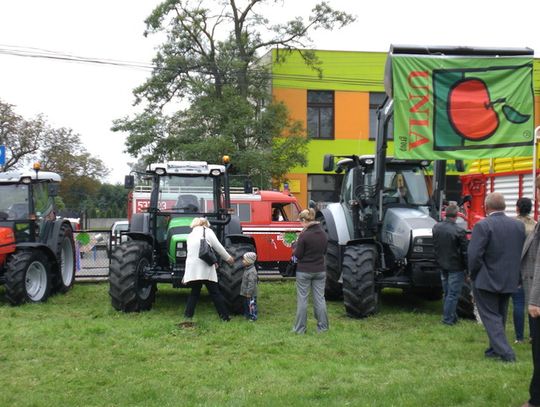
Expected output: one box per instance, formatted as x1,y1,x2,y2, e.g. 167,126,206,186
307,90,335,140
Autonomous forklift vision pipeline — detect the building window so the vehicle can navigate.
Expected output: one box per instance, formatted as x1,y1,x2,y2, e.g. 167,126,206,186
308,174,343,206
307,90,334,139
369,92,393,140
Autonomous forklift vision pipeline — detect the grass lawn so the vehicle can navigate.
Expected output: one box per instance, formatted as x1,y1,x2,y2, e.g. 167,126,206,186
0,280,533,407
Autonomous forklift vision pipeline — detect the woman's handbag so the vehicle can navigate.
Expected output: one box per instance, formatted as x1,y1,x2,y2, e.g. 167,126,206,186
199,227,218,266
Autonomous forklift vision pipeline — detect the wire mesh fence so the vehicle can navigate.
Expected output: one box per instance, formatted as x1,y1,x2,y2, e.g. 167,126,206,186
74,230,112,279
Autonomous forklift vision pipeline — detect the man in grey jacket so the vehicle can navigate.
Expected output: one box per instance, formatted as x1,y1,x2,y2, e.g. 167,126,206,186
520,177,540,407
468,192,525,363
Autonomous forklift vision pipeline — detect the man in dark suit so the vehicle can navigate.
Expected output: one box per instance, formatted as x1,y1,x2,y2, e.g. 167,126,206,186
520,176,540,407
468,192,526,362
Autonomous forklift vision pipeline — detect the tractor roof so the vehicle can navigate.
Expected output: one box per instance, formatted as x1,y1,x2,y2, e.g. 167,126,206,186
147,161,226,176
0,170,61,183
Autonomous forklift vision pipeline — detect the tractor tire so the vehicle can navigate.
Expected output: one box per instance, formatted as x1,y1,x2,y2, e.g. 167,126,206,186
457,279,475,320
324,240,343,300
5,249,52,305
109,241,156,312
342,244,378,318
318,216,342,300
218,242,255,315
52,223,76,294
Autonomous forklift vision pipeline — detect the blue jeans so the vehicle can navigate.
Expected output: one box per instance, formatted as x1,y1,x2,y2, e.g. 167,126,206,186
511,286,525,341
441,270,465,325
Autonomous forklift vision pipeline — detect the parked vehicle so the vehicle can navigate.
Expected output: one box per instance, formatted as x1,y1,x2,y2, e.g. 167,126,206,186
109,159,256,313
128,187,303,274
0,164,76,304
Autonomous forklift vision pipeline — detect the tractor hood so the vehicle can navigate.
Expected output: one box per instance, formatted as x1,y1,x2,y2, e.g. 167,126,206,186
381,207,436,260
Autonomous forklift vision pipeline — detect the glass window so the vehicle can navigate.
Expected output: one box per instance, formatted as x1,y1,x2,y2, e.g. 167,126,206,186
231,203,251,222
308,174,343,205
369,92,393,140
159,175,216,213
383,169,429,205
307,91,334,139
271,203,300,222
33,182,54,219
0,184,29,220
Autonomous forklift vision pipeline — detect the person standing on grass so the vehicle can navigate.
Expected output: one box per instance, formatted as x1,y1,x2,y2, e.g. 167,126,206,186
292,208,328,334
513,197,536,344
432,203,468,326
520,177,540,407
240,252,258,321
468,192,525,363
182,217,235,321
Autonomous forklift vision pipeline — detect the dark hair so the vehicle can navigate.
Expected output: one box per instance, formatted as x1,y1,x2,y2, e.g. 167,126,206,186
516,197,533,216
445,204,459,218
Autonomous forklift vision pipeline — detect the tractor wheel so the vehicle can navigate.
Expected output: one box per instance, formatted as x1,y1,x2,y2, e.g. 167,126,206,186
5,250,52,305
342,244,378,318
218,242,255,314
457,279,475,320
324,241,343,300
109,241,156,312
318,216,342,300
52,223,76,294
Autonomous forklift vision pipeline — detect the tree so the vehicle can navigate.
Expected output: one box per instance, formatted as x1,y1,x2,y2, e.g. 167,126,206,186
38,127,109,179
114,0,354,187
0,100,49,171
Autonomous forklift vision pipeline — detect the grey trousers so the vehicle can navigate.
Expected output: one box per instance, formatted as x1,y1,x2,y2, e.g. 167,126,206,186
293,271,329,334
473,286,515,361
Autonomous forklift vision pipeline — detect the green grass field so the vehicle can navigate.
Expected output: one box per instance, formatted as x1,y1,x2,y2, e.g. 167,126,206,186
0,281,533,407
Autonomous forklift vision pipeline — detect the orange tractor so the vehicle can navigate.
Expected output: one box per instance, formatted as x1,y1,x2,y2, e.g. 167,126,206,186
0,165,76,304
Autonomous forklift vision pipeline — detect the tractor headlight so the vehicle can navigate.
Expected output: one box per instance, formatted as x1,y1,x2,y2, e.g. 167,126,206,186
176,242,187,258
413,246,424,253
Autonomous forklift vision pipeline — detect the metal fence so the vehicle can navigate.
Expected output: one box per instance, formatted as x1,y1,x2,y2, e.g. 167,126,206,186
74,229,112,280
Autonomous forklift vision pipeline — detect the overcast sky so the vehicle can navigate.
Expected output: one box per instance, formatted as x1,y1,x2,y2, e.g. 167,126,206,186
0,0,538,184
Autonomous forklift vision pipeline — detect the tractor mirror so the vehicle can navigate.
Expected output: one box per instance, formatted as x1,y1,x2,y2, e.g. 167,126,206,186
323,155,335,172
455,160,465,172
48,183,59,197
124,175,135,189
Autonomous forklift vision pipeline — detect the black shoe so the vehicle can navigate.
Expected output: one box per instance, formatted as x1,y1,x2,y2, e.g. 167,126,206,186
500,355,516,363
221,316,231,322
484,348,499,358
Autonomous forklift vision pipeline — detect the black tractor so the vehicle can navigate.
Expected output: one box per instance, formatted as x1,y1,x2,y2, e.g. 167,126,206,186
0,165,76,304
109,159,256,313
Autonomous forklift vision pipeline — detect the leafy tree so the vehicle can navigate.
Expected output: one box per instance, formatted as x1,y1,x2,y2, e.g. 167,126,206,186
38,127,108,179
0,100,49,171
114,0,354,187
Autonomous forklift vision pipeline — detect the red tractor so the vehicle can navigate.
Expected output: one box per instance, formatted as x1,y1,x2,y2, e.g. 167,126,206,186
0,165,76,304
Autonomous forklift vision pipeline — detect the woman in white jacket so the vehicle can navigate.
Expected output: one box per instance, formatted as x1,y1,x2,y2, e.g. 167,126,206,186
183,217,234,320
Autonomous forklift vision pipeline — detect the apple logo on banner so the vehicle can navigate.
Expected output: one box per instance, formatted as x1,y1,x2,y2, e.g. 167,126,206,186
448,78,530,142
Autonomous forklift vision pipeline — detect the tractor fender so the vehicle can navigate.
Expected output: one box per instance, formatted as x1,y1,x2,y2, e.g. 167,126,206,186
125,232,154,247
224,234,256,250
46,220,74,254
130,213,151,235
13,242,57,266
224,216,242,236
320,204,351,245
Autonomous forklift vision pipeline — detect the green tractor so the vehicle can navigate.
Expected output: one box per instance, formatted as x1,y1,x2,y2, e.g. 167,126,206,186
0,165,76,304
109,159,256,313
